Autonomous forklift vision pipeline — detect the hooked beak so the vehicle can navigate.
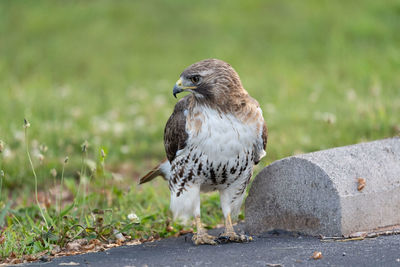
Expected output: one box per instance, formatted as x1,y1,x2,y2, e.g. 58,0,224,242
173,81,183,98
172,78,196,98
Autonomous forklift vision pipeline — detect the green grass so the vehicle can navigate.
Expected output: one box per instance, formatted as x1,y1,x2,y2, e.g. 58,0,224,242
1,0,400,262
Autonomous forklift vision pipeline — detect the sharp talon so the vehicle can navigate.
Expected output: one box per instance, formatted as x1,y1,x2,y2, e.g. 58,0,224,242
192,233,217,245
220,236,229,241
217,235,230,244
241,234,253,242
218,232,253,243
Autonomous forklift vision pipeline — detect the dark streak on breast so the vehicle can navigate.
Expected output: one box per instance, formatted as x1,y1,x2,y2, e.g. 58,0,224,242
187,169,194,182
197,162,203,176
221,165,228,184
210,167,217,185
238,166,244,176
216,163,222,172
178,167,184,178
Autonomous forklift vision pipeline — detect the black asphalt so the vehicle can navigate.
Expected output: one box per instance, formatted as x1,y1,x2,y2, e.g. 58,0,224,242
26,229,400,267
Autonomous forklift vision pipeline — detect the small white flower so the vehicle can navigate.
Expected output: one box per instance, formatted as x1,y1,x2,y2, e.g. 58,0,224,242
127,213,139,221
370,85,381,97
50,168,57,178
112,122,125,136
309,90,320,103
13,130,24,142
314,111,336,124
0,140,4,153
153,95,167,106
134,116,145,128
346,89,357,101
107,110,120,120
31,139,39,149
264,103,276,114
59,85,71,98
112,173,123,182
128,104,138,115
81,140,89,152
2,148,13,159
120,145,129,154
97,120,111,133
38,153,45,164
71,107,82,118
24,118,31,128
39,144,48,153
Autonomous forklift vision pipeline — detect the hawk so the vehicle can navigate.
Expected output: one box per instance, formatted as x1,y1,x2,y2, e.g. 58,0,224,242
140,59,267,245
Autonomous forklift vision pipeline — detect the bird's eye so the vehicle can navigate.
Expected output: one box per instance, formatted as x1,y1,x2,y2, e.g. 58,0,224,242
190,75,200,84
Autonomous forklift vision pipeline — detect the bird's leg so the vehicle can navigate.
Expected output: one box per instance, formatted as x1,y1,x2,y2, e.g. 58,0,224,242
192,215,217,245
219,213,252,243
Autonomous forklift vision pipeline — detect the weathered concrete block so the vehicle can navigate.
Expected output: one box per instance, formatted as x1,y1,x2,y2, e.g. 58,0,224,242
245,137,400,236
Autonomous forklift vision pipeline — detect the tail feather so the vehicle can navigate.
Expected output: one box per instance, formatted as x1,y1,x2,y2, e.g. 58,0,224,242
139,159,170,184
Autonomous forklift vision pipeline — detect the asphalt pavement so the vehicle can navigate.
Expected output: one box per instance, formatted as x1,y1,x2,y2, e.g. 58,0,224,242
25,229,400,267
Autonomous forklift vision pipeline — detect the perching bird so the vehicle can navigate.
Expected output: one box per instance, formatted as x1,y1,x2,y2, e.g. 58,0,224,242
140,59,267,245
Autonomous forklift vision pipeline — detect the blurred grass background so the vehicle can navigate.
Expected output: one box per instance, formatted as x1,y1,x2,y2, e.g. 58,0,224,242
1,0,400,184
0,0,400,259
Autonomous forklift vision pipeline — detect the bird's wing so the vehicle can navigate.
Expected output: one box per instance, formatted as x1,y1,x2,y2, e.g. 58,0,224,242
139,97,190,185
247,96,267,165
164,96,190,162
262,121,268,151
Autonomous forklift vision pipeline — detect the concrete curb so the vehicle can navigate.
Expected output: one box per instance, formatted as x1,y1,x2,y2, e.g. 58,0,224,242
245,137,400,236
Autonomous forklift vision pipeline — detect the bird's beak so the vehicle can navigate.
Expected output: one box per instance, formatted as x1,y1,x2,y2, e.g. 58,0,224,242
172,78,196,98
173,79,183,98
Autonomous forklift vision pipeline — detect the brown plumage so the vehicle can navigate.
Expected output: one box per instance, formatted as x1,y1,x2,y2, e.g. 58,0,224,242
140,59,267,245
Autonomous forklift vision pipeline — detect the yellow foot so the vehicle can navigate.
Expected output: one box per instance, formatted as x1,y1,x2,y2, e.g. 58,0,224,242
218,232,252,243
192,233,217,245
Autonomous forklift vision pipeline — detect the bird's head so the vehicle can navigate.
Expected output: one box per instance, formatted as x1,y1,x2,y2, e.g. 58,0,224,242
172,59,244,101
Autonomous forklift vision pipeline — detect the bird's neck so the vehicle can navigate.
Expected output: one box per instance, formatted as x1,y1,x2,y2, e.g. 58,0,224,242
189,90,252,117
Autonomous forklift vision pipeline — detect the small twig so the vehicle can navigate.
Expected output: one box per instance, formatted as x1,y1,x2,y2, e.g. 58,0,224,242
336,237,365,242
320,229,400,242
320,236,344,241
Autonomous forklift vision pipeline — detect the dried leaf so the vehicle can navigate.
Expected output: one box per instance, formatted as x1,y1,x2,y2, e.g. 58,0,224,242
51,245,61,255
125,239,142,246
10,258,22,264
59,261,80,265
82,243,95,251
24,255,38,262
89,239,101,246
66,239,88,251
312,251,323,260
179,228,193,235
349,231,367,238
357,178,366,191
